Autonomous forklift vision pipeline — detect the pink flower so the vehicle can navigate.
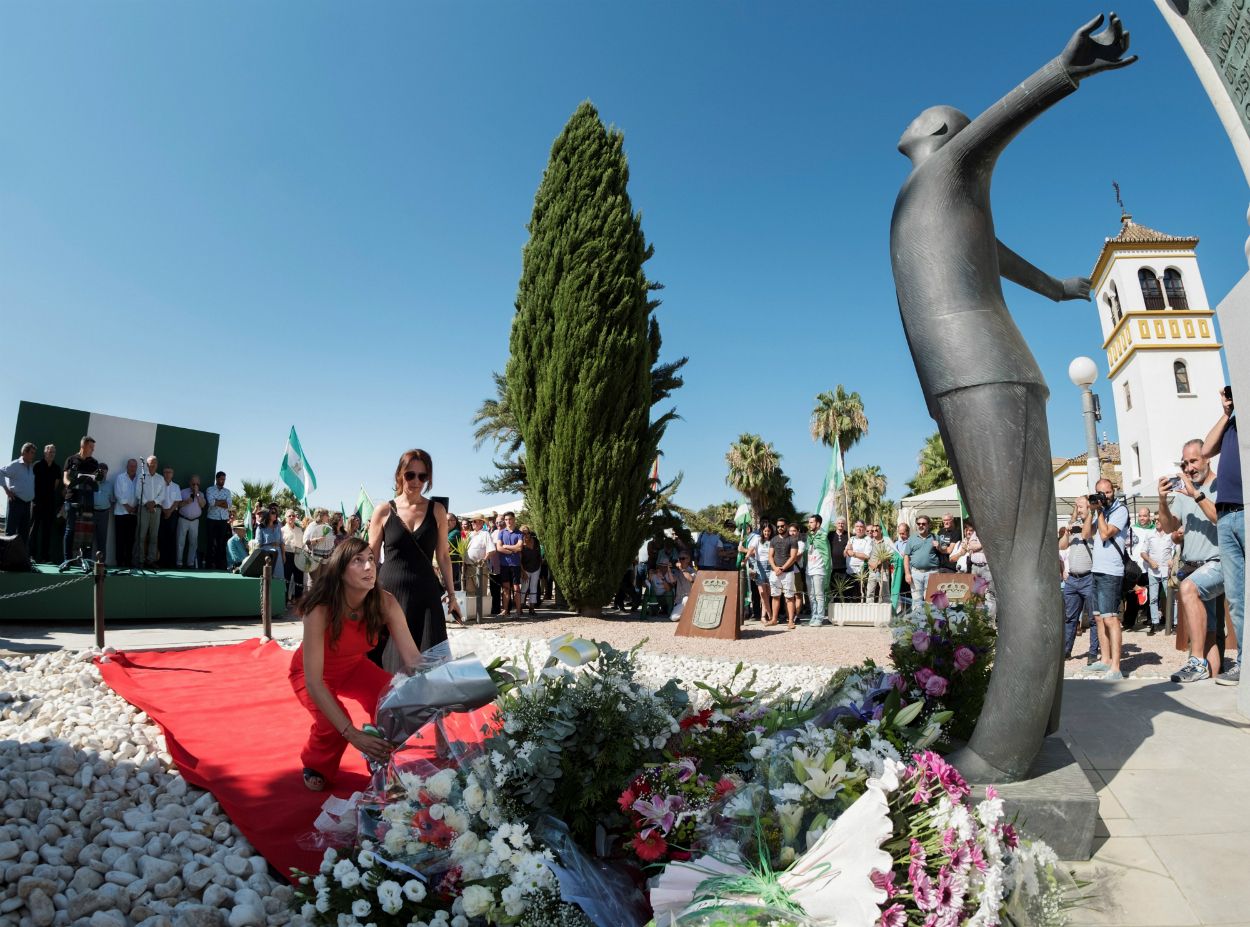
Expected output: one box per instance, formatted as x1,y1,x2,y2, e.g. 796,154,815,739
890,673,908,693
632,794,681,837
973,575,990,596
1002,823,1019,849
673,757,697,783
923,673,949,698
879,903,906,927
915,667,934,690
930,590,950,610
985,785,998,801
909,838,927,863
912,630,932,652
953,646,976,672
912,870,937,911
948,842,971,870
969,843,988,872
870,869,897,899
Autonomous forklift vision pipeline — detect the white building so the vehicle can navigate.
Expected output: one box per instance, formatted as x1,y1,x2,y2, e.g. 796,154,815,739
1089,213,1227,496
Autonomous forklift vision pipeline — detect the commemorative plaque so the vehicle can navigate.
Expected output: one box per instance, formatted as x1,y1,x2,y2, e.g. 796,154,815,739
674,570,741,640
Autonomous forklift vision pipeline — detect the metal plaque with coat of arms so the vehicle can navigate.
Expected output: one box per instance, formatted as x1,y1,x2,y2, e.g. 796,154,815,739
692,578,729,629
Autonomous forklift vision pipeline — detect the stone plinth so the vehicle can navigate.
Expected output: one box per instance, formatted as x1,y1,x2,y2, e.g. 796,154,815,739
968,735,1098,861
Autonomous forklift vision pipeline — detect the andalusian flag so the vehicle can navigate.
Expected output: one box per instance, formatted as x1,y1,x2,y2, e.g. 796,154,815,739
816,442,846,525
956,486,970,520
243,498,254,542
279,426,317,502
356,486,375,525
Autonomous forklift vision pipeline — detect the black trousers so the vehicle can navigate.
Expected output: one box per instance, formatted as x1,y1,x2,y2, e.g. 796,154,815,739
158,515,178,567
114,514,137,569
206,519,230,570
29,500,58,562
490,571,502,614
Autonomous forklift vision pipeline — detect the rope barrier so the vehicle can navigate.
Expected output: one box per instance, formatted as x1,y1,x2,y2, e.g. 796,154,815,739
0,571,95,601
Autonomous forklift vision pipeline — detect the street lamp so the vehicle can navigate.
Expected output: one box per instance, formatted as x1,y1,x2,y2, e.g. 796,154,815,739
1068,356,1101,492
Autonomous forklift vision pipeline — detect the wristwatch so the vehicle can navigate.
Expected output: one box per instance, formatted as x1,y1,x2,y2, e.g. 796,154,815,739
1194,491,1207,503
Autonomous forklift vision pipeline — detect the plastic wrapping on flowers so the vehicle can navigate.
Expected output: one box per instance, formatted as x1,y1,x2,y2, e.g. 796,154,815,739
664,901,820,927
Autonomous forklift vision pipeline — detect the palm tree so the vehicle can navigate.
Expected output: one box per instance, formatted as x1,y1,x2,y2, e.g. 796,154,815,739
472,371,522,456
725,433,781,521
906,431,955,495
810,386,869,455
811,386,868,524
846,465,888,526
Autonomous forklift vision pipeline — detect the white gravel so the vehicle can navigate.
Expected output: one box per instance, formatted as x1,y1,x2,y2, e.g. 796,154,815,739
0,649,296,927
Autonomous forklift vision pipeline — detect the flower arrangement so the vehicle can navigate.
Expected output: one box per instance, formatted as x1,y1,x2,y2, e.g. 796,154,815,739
291,633,1079,927
483,640,688,847
872,751,1068,927
293,765,594,927
890,585,996,743
619,758,738,864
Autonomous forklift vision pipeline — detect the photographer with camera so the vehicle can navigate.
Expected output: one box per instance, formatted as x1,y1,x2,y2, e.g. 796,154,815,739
61,436,100,562
1088,478,1130,679
1158,439,1222,683
1200,385,1242,685
1059,495,1098,663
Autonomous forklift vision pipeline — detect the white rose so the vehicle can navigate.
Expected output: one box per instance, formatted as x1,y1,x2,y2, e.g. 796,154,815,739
460,884,495,918
403,879,428,902
443,808,469,834
462,781,485,814
358,849,376,869
451,831,480,860
427,769,456,800
352,897,372,917
377,879,403,915
428,803,445,821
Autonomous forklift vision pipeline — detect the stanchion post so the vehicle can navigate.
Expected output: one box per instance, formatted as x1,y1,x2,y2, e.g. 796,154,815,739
261,555,273,640
475,562,484,622
93,559,106,649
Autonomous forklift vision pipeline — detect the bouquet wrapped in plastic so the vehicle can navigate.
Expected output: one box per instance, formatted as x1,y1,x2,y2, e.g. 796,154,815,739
375,640,499,746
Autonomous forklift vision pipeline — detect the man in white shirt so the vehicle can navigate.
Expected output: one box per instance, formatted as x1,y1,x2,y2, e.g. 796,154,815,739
92,464,115,563
158,467,181,568
112,458,140,568
1141,518,1175,636
464,516,492,602
844,521,874,601
177,475,206,569
204,471,232,570
136,456,165,569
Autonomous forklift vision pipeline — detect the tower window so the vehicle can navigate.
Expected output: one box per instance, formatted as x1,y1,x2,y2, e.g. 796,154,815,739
1163,269,1188,310
1124,381,1132,410
1139,269,1165,310
1174,360,1191,395
1108,281,1122,324
1132,443,1141,481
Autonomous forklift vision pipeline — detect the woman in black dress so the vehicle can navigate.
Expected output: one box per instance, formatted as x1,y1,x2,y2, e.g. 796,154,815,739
366,448,463,667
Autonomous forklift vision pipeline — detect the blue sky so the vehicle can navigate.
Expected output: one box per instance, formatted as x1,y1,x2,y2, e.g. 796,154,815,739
1,3,1244,517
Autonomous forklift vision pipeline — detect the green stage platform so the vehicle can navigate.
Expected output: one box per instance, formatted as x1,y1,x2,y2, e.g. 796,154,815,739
0,565,287,621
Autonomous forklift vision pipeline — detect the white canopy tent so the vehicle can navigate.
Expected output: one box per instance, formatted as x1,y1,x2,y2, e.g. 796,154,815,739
457,497,525,520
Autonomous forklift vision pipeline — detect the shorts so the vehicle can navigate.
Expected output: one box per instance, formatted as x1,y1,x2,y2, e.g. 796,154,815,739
1179,560,1224,603
1091,572,1122,617
501,564,522,584
769,571,796,598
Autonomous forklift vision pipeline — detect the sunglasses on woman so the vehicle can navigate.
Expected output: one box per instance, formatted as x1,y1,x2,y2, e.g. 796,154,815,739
404,470,428,482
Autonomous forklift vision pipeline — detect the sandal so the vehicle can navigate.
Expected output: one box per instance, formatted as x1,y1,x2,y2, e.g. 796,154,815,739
303,768,328,792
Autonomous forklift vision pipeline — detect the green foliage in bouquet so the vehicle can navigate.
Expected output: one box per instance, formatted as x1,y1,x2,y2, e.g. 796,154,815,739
486,641,688,847
889,591,997,744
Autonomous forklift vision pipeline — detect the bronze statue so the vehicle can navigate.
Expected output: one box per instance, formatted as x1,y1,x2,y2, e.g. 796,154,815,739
890,14,1136,781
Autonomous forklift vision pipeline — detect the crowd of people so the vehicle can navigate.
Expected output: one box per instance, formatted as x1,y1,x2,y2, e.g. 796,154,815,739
3,386,1242,695
1058,389,1243,685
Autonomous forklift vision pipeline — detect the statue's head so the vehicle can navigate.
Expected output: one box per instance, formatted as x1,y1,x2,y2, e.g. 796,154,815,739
898,105,971,164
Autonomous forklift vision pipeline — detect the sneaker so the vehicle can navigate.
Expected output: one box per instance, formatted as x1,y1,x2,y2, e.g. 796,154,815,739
1103,669,1125,680
1146,624,1158,636
806,619,826,628
1170,656,1211,684
1215,661,1241,686
1087,661,1109,673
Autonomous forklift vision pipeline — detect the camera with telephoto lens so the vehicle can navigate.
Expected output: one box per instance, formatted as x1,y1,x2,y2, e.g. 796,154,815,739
1087,490,1113,509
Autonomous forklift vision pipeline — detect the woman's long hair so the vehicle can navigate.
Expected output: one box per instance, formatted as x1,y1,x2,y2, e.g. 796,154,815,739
295,537,386,648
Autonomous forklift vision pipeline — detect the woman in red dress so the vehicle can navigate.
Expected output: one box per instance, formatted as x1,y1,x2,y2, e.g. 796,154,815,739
289,537,420,791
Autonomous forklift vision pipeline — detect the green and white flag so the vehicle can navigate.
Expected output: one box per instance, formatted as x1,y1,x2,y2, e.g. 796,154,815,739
816,443,845,525
279,426,317,502
356,486,375,525
243,498,254,543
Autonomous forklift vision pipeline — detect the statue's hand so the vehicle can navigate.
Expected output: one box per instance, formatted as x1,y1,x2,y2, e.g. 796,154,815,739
1061,13,1137,82
1059,277,1092,301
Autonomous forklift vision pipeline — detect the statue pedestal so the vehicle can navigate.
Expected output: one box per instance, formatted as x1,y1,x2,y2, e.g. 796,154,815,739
967,735,1098,860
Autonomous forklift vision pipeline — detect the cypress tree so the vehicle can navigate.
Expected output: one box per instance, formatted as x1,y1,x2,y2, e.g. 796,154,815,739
508,101,664,615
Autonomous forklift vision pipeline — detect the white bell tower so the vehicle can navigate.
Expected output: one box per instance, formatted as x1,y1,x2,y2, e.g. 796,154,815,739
1090,213,1226,494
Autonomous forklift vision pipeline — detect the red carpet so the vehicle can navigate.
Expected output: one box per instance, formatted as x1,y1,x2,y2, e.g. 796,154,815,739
97,639,494,881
